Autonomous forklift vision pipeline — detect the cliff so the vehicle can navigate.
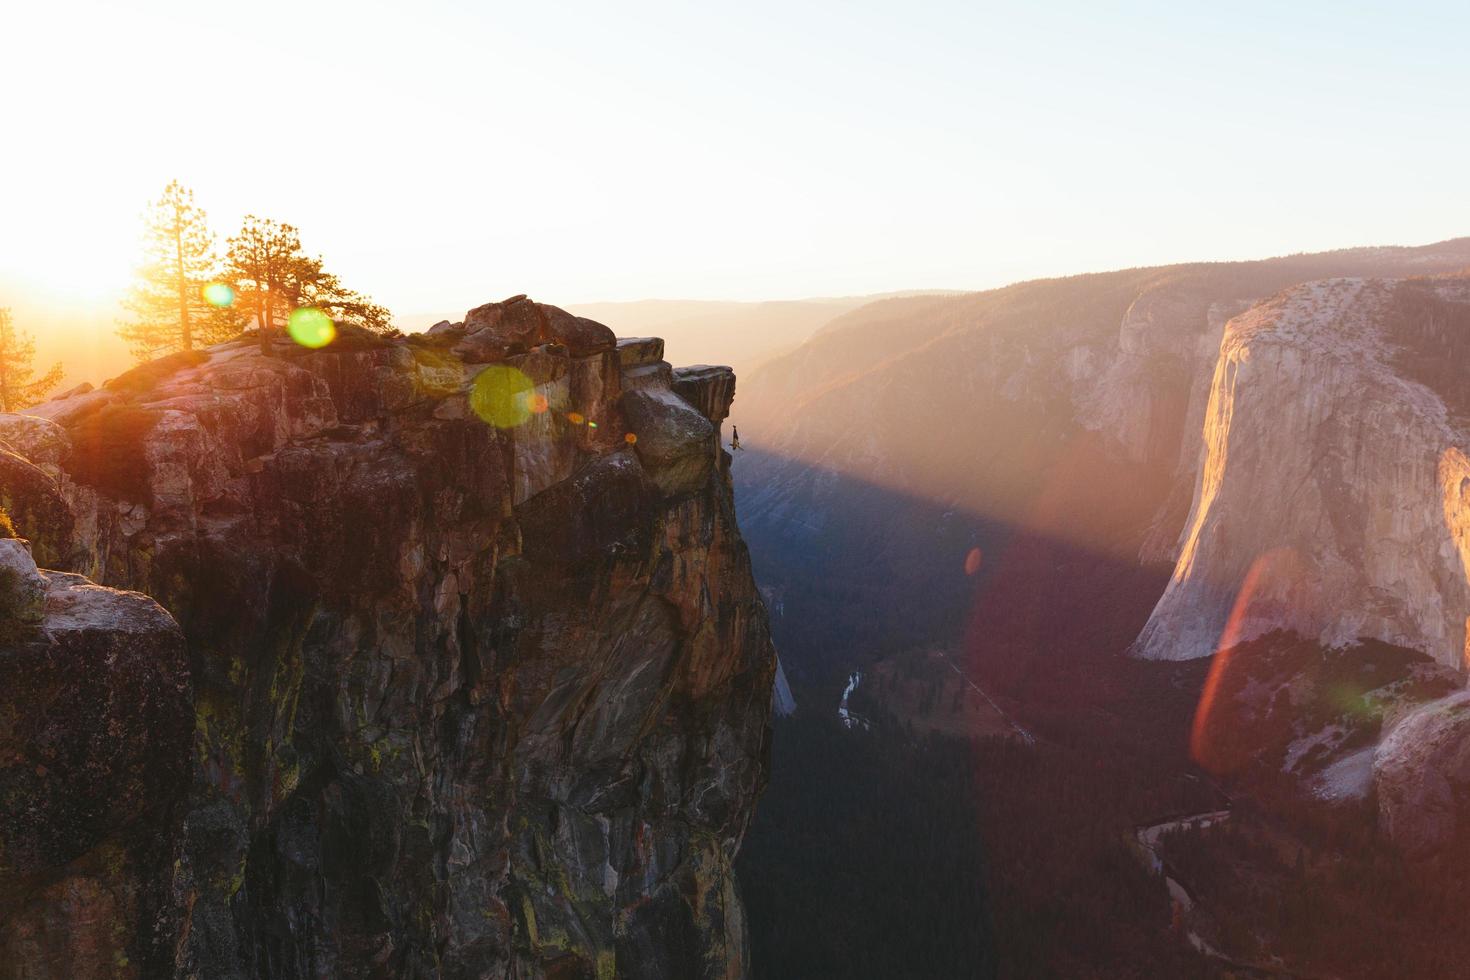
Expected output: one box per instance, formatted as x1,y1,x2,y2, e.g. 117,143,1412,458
1133,277,1470,667
0,296,776,979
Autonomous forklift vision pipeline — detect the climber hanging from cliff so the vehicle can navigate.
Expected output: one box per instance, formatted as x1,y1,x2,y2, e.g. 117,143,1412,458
730,426,744,452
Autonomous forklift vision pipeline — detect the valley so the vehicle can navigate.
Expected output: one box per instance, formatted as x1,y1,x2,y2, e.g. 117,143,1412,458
732,239,1470,977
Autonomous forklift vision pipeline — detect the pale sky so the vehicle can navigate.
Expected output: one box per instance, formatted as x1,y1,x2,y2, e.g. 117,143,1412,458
4,0,1469,323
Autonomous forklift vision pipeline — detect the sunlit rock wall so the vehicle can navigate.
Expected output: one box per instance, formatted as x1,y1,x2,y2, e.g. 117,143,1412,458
0,298,776,979
1133,278,1470,668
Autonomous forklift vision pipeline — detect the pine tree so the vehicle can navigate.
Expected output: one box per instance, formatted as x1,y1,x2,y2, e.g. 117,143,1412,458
0,309,64,412
224,216,392,350
118,181,239,362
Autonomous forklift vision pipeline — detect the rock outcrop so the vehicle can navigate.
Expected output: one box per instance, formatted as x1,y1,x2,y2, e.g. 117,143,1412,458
0,537,192,978
0,301,775,979
1374,691,1470,858
1133,278,1470,667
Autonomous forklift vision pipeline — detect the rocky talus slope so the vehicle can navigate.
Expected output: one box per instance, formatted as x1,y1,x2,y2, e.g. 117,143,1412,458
0,296,776,979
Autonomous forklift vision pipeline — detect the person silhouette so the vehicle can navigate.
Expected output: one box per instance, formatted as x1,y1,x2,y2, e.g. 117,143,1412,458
730,425,744,451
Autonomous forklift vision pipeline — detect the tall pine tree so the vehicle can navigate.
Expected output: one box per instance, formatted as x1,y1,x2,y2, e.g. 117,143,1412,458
224,216,391,349
118,181,239,362
0,309,64,411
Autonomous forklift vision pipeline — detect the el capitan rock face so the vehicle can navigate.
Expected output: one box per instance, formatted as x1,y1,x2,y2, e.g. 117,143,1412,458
1133,277,1470,667
0,302,775,979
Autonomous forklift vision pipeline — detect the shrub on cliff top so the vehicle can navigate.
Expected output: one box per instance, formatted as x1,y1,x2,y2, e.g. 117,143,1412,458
105,349,210,396
321,321,399,351
66,404,161,500
0,507,15,538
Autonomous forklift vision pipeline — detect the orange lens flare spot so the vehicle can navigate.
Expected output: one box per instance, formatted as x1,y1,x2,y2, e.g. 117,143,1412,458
470,364,536,428
624,432,638,445
528,393,550,414
1190,547,1300,774
567,411,585,425
287,308,336,349
203,282,235,308
964,547,983,576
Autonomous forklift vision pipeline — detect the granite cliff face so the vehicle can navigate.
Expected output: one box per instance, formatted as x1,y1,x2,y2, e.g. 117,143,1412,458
0,297,776,979
1134,277,1470,667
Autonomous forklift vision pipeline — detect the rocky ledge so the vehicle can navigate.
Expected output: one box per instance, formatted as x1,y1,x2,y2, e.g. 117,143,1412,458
0,296,776,979
0,537,191,977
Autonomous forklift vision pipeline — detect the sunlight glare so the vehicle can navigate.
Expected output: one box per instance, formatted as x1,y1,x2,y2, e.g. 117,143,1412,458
203,282,235,308
470,364,536,429
1189,547,1300,773
287,308,336,349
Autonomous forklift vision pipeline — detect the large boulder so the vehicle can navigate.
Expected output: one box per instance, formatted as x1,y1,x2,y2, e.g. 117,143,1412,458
0,538,46,630
0,553,192,978
0,413,69,470
0,447,74,570
1375,691,1470,859
457,294,547,362
672,365,736,425
616,337,664,368
621,387,717,496
540,304,616,356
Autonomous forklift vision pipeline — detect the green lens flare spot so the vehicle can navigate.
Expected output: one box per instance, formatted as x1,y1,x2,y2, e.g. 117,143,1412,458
471,364,536,428
203,282,235,308
288,308,336,349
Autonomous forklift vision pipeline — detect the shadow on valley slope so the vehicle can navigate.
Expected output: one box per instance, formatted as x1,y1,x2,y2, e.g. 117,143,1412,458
732,450,1223,978
733,444,1470,978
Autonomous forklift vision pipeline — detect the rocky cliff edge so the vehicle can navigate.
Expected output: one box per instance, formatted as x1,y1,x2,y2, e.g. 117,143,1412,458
0,295,776,980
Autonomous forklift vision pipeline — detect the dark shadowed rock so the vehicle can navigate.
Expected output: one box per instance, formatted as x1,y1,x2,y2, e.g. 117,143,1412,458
540,304,617,356
0,447,74,571
616,337,665,368
458,295,548,361
672,365,736,424
622,362,674,391
621,387,717,496
0,547,191,978
0,538,46,626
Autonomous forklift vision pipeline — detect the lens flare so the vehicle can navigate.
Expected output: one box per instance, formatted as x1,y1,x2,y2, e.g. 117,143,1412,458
624,432,638,445
567,412,585,425
203,282,235,308
1190,547,1300,773
528,393,550,415
287,308,336,349
964,547,983,576
587,421,598,429
470,364,536,428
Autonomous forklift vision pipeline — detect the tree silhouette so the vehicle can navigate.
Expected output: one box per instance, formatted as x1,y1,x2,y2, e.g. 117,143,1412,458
0,309,64,411
118,181,239,362
224,216,391,350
